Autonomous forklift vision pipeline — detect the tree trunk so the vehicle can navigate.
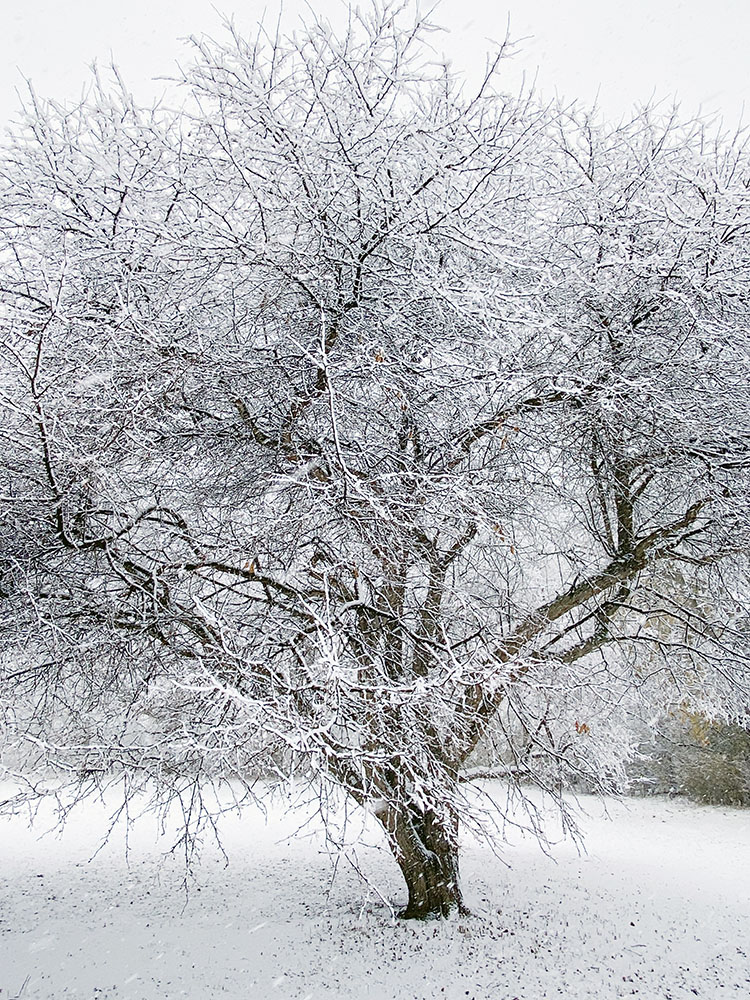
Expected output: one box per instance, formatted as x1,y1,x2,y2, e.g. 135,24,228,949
379,799,467,919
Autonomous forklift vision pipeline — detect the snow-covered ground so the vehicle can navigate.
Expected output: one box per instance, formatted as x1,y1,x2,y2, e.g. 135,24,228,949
1,782,748,999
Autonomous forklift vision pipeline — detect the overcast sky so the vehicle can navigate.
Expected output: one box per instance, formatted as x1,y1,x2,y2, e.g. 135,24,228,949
1,0,748,128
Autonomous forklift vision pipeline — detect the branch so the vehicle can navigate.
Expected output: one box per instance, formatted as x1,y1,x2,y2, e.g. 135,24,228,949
458,765,532,783
455,498,710,761
444,389,576,469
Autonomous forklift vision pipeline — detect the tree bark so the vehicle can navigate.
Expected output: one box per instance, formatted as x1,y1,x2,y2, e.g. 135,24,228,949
379,799,467,919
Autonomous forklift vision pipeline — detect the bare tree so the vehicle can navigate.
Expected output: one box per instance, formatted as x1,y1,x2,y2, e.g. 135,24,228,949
1,6,749,918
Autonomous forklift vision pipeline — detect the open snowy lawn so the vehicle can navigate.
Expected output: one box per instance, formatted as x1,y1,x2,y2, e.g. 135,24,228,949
1,784,748,1000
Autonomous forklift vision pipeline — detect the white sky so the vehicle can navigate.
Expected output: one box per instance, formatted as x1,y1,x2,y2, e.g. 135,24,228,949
1,0,748,128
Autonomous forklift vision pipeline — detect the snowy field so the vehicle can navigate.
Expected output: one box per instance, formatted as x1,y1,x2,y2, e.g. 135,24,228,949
1,783,748,1000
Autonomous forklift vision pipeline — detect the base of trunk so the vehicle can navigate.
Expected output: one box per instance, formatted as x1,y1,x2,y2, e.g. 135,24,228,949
398,896,471,920
383,800,468,920
397,860,469,919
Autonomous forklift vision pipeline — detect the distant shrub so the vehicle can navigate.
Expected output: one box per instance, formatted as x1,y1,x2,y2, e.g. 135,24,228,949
630,713,750,806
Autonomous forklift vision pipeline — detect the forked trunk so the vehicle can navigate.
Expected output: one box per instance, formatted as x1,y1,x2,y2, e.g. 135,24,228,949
380,799,467,919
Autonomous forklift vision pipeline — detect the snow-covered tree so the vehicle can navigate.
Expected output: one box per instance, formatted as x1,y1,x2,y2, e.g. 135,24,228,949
1,6,749,918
